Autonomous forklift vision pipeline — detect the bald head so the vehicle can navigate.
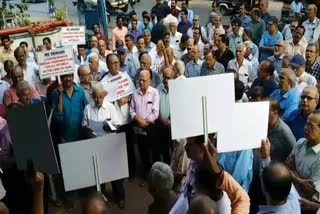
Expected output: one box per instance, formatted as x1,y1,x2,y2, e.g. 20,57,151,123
90,36,99,48
12,66,24,86
139,69,152,92
188,195,217,214
262,162,292,204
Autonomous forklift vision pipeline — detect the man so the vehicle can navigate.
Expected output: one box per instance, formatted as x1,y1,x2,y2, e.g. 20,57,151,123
286,111,320,204
156,67,174,165
14,47,39,89
178,0,194,22
228,19,243,56
92,23,109,49
3,65,40,106
81,84,126,209
269,68,300,122
75,44,88,65
227,44,253,87
215,34,234,70
132,36,146,70
302,4,320,44
78,65,93,103
117,47,135,81
181,38,194,65
188,195,217,214
200,50,225,76
115,39,125,50
249,8,266,46
267,99,296,162
185,46,203,78
259,0,271,28
151,0,170,19
207,13,225,45
291,55,317,87
144,30,156,53
112,17,128,51
177,8,192,35
88,53,108,83
98,40,112,64
147,162,178,214
128,19,142,44
171,0,180,18
0,78,10,104
244,41,259,80
193,28,204,59
89,36,99,50
236,4,252,29
19,41,34,63
124,34,138,64
43,37,52,50
0,36,16,64
306,44,320,81
173,34,188,61
134,53,161,88
151,14,166,44
187,15,208,44
259,139,301,213
259,16,283,62
15,80,41,106
286,25,307,58
169,22,182,49
267,40,286,75
251,60,279,97
287,86,319,140
130,70,160,185
282,18,304,42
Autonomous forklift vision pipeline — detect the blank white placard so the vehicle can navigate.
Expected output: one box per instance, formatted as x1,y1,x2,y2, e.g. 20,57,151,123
217,102,270,153
58,133,128,191
169,73,235,140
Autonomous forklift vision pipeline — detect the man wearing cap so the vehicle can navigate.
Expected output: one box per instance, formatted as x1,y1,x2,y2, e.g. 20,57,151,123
259,16,284,62
286,25,307,58
117,47,136,81
291,55,317,88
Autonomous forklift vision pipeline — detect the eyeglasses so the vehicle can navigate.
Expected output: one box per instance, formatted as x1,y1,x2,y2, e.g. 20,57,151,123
109,61,120,65
306,49,317,53
301,95,317,100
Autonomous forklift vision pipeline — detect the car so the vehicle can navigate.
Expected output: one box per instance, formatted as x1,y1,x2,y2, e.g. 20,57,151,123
218,0,260,15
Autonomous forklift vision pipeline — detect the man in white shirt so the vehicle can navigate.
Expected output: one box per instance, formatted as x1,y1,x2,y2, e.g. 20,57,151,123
169,22,182,49
227,43,253,87
208,13,226,44
173,34,188,60
88,53,108,83
187,15,208,44
193,28,204,59
303,4,320,44
291,55,317,87
244,41,259,81
286,25,308,59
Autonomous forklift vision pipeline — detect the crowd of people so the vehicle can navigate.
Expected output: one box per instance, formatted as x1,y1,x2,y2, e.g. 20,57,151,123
0,0,320,213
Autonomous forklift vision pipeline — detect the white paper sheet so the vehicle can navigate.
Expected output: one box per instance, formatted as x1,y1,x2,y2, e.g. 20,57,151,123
169,73,235,140
217,102,270,153
169,194,189,214
88,120,105,135
58,133,128,191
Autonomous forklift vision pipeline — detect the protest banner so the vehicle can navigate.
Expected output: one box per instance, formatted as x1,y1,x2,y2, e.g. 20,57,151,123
38,47,75,79
169,73,235,140
102,73,136,102
7,103,59,174
61,26,86,46
58,133,128,191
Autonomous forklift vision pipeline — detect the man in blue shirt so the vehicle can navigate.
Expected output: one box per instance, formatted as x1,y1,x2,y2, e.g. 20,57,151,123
52,74,88,143
259,16,283,62
286,86,319,140
117,47,136,81
236,4,252,29
269,68,300,122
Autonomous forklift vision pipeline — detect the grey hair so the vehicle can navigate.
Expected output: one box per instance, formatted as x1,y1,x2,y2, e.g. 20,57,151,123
141,53,152,64
244,40,253,49
283,68,298,88
236,43,246,52
16,80,30,95
174,60,185,76
77,64,90,77
92,83,106,96
304,86,320,101
148,162,174,194
309,4,318,13
89,48,99,56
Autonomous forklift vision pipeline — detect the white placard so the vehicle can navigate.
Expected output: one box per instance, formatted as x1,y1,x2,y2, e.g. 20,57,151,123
58,133,128,191
38,48,75,79
61,26,86,46
169,74,235,140
102,73,136,102
217,102,269,153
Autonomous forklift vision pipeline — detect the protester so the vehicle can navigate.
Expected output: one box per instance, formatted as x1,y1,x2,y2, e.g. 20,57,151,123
187,15,208,44
215,34,234,70
302,4,320,44
177,8,192,35
282,17,299,42
306,44,320,81
178,0,194,23
249,8,266,46
267,40,286,75
185,46,203,78
244,41,259,80
19,41,34,63
170,0,180,18
0,36,16,65
228,19,243,56
75,44,88,65
43,37,52,50
92,23,109,48
98,40,112,64
181,38,194,65
291,55,317,87
286,25,307,58
200,50,225,76
88,53,108,83
242,28,260,60
259,0,271,28
112,17,128,51
188,195,218,214
144,30,156,53
2,60,13,85
207,13,225,45
128,19,142,44
15,80,41,106
78,65,93,103
236,4,252,29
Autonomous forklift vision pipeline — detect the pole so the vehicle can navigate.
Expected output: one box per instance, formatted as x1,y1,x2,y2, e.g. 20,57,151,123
93,154,101,192
202,96,208,147
99,0,109,40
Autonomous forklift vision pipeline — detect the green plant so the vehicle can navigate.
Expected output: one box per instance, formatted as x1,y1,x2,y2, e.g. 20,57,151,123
55,8,66,21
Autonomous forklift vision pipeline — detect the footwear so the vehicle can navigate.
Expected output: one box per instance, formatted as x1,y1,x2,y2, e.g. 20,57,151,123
139,181,146,187
129,177,135,182
118,200,125,209
64,200,74,212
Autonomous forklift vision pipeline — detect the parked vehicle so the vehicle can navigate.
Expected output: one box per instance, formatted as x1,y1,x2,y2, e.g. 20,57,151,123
106,0,129,14
218,0,260,15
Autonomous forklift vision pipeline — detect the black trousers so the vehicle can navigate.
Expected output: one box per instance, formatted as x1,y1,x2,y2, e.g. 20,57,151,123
154,120,172,165
106,179,125,202
119,124,136,178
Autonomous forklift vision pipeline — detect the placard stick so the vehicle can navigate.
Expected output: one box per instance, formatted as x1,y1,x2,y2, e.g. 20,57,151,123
57,75,61,85
93,154,101,192
202,96,208,147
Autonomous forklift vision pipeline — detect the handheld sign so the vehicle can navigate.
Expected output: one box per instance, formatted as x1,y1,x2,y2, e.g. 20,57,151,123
61,26,86,46
7,103,60,174
102,73,136,102
58,133,128,191
38,48,75,79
